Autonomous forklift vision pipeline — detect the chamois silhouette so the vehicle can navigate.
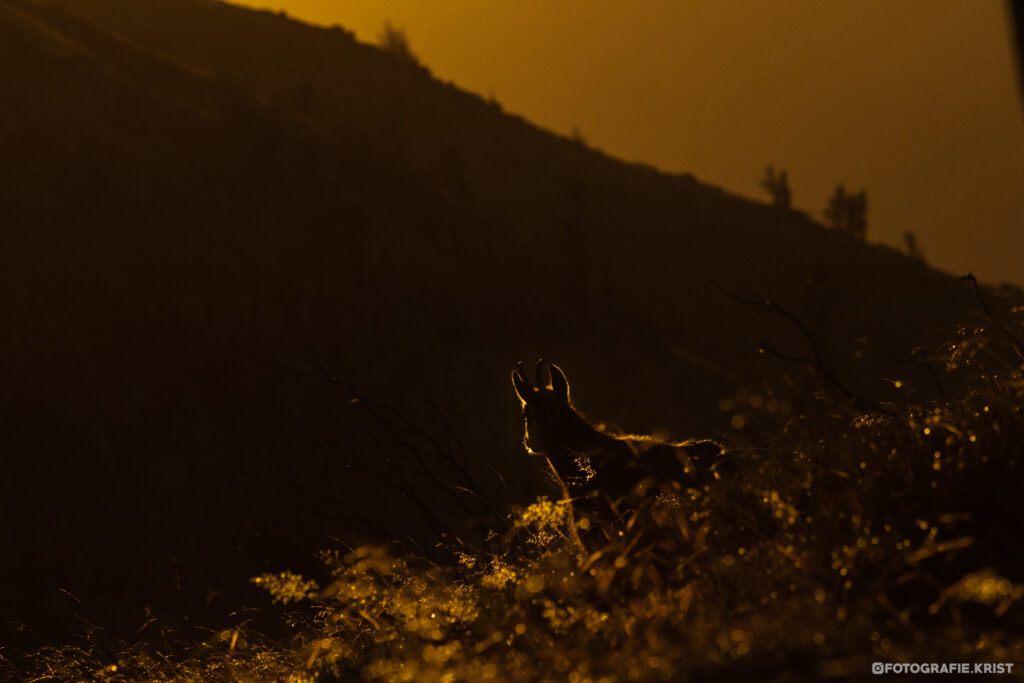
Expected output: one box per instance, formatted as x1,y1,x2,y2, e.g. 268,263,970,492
512,360,728,501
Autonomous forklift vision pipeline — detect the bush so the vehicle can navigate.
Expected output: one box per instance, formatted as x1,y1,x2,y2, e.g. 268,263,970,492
377,23,418,66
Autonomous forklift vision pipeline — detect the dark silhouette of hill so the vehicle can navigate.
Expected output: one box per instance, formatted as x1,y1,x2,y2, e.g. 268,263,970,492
0,0,992,647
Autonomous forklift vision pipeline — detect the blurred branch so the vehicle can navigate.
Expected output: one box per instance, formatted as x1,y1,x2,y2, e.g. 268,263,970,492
961,273,1024,359
710,279,884,414
232,346,507,547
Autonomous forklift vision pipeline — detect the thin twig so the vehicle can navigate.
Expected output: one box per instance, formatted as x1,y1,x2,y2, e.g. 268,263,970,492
232,346,506,539
709,279,885,414
961,273,1024,358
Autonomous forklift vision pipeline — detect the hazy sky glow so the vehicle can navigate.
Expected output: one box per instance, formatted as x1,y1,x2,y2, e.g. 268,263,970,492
238,0,1024,286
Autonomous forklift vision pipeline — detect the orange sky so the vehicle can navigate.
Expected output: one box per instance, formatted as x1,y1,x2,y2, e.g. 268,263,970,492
239,0,1024,286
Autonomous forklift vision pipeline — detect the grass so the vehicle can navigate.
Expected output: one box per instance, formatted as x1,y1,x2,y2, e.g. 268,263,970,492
5,318,1024,682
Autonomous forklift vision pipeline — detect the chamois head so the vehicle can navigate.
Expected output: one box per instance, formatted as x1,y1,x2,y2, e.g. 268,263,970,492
513,359,569,455
511,360,618,467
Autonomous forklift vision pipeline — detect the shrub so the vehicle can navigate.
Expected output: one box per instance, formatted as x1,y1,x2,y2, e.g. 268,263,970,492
377,23,418,66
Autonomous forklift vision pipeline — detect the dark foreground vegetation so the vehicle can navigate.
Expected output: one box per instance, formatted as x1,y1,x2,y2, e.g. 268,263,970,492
5,308,1024,682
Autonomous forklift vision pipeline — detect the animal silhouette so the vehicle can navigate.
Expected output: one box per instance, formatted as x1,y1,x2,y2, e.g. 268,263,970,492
512,360,727,501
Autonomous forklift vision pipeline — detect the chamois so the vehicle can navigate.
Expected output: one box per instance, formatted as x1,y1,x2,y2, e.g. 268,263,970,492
512,360,727,501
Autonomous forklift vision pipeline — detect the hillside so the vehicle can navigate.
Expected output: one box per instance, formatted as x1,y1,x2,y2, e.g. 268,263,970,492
0,0,995,648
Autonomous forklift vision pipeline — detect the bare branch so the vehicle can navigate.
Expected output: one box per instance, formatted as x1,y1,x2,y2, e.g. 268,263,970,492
961,273,1024,359
710,278,885,414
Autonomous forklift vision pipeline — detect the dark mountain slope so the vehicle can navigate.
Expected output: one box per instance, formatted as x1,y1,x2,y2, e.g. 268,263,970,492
0,0,987,645
35,0,976,376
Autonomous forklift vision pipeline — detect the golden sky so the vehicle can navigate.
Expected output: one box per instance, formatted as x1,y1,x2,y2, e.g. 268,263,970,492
239,0,1024,286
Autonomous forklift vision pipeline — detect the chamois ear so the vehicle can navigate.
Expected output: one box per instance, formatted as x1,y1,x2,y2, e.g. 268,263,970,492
548,363,570,402
535,358,546,389
512,364,533,404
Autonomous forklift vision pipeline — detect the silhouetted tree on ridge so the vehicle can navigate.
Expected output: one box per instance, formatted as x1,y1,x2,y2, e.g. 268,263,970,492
378,22,418,65
824,183,868,240
760,164,791,209
904,231,924,262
